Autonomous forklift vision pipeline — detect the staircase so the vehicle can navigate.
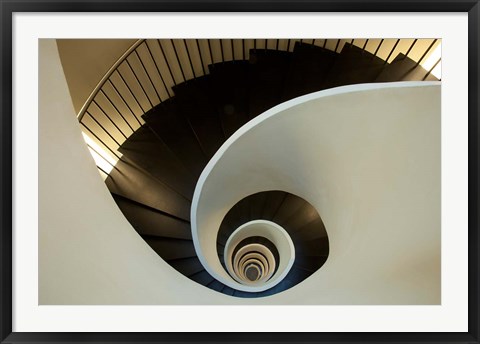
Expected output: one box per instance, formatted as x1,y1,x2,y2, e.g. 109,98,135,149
92,40,439,297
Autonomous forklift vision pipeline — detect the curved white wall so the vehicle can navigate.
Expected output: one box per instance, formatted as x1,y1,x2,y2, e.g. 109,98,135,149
39,39,238,305
192,82,441,304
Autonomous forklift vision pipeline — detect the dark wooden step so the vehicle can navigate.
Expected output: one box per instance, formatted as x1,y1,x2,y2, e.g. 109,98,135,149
271,194,306,225
375,53,439,82
106,159,191,221
321,43,386,89
281,202,324,234
248,49,292,118
290,218,327,242
293,235,329,258
118,125,196,200
173,76,226,158
259,191,288,221
206,279,225,292
217,242,226,257
294,254,328,271
232,290,258,298
142,98,208,178
247,192,269,220
111,193,191,240
258,278,296,297
282,42,338,101
220,285,236,296
167,256,205,276
188,270,215,286
142,236,196,261
209,61,251,138
285,264,314,283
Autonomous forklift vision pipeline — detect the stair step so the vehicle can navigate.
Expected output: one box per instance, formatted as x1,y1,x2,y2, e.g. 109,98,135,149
248,49,292,118
217,242,226,257
247,192,269,220
260,191,289,221
375,53,439,82
206,279,225,292
290,218,327,242
258,278,296,297
217,196,251,241
167,256,205,276
142,98,208,178
283,203,326,238
294,236,329,257
173,76,226,158
142,236,196,260
220,285,236,296
209,61,251,137
106,159,191,221
280,202,321,232
189,270,215,286
118,125,196,200
294,254,328,271
285,265,313,283
282,42,338,101
271,194,306,225
233,290,258,298
111,193,192,240
321,43,386,89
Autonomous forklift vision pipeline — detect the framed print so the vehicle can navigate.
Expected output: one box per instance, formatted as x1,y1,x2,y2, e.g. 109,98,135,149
1,1,479,343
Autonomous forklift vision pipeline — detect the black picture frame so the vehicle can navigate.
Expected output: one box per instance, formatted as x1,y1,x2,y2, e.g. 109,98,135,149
1,1,479,343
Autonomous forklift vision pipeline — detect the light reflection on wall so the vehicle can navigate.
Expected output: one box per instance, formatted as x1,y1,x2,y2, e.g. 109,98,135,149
82,132,120,179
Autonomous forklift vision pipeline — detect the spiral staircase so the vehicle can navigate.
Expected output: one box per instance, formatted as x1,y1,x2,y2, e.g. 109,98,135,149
76,39,440,299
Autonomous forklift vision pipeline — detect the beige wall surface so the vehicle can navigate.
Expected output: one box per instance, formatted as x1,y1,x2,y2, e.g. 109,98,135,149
56,39,136,114
39,39,236,305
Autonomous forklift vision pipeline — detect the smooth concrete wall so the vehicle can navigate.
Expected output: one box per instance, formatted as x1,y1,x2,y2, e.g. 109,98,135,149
192,82,441,304
38,39,238,305
56,39,136,114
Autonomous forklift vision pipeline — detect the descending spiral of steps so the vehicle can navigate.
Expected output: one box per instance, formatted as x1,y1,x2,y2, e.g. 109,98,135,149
103,41,438,297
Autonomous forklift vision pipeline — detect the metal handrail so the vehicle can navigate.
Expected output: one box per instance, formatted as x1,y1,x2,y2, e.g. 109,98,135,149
74,38,441,178
77,39,145,121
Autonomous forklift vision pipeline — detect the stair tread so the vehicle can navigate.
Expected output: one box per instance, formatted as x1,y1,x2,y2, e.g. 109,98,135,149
233,290,258,298
142,235,196,260
111,193,192,240
106,159,191,221
291,218,327,242
281,202,322,231
209,61,251,138
272,194,306,225
375,53,439,82
285,265,313,283
173,76,226,158
206,279,225,292
247,192,269,220
259,191,289,220
118,125,196,199
294,236,329,257
282,42,338,101
142,98,208,178
294,254,328,271
189,270,215,286
248,49,292,118
322,43,386,89
220,285,236,296
168,256,205,276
